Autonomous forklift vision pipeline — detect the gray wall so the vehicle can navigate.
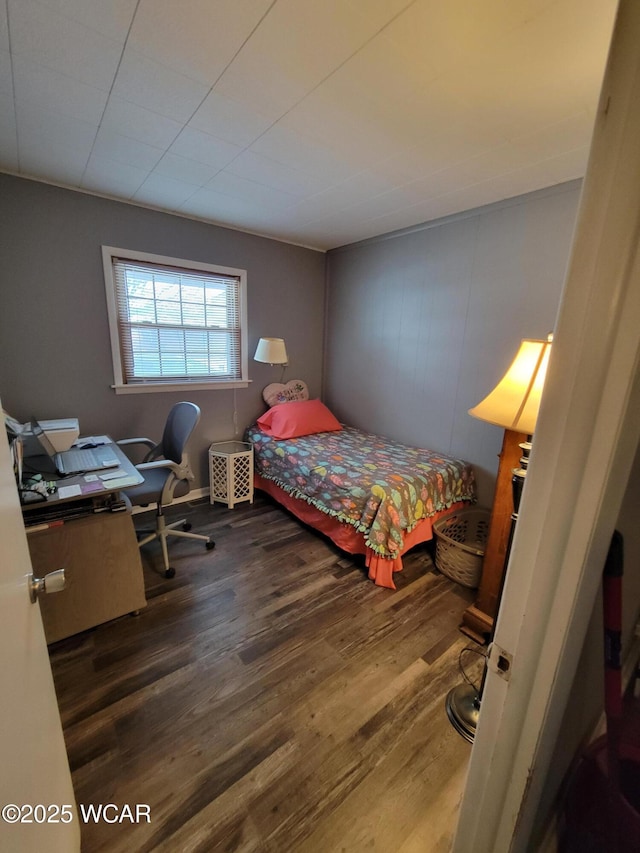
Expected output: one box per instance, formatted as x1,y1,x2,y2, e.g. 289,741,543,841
0,174,326,488
324,181,582,505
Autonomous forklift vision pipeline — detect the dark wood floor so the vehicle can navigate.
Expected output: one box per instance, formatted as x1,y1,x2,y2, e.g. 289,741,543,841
48,494,482,852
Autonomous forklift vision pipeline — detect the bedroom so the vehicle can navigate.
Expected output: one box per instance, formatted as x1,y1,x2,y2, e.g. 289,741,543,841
2,1,640,851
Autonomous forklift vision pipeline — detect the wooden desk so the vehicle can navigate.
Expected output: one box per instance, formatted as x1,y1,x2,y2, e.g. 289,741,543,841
27,508,146,643
22,439,146,644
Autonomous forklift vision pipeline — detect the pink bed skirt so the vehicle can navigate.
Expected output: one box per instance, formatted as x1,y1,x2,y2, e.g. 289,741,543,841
254,472,465,590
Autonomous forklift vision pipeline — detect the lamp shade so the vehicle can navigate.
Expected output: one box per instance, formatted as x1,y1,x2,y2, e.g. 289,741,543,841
469,336,552,434
254,337,288,365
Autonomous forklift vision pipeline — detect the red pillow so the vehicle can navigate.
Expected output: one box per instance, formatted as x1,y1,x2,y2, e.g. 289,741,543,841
257,399,342,439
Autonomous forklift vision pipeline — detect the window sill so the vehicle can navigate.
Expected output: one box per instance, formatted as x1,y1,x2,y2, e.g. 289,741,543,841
111,380,251,395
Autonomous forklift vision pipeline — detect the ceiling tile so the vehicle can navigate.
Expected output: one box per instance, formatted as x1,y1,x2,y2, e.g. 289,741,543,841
286,215,368,250
212,51,305,126
278,193,353,225
433,0,616,142
20,134,89,184
299,170,398,213
0,92,18,170
29,0,138,41
215,0,409,119
152,152,220,186
129,0,272,87
323,30,438,121
0,47,12,97
92,126,164,171
249,124,355,183
2,0,616,249
461,162,557,208
541,145,590,182
112,48,210,123
180,185,265,222
462,143,543,184
8,0,123,90
168,127,242,170
207,169,298,209
17,101,98,152
133,173,199,208
189,91,273,147
12,55,108,124
387,165,479,204
509,112,595,159
81,153,148,197
101,96,183,150
343,0,420,34
382,0,545,78
355,200,447,240
225,149,326,197
277,89,398,169
0,3,8,51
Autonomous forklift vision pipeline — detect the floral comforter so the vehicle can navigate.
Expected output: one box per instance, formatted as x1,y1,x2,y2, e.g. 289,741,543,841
246,424,476,558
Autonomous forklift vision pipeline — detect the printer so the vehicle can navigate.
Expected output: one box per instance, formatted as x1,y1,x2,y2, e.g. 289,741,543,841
28,418,80,452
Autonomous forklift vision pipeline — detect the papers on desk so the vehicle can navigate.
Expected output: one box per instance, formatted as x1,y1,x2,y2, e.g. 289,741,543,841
57,484,82,499
53,465,130,498
73,435,111,447
81,480,106,494
99,469,124,480
99,476,135,490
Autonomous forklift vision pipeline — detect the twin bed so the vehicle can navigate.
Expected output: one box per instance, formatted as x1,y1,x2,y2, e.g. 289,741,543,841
245,381,476,590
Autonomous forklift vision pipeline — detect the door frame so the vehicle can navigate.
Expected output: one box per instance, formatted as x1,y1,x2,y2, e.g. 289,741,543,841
454,0,640,849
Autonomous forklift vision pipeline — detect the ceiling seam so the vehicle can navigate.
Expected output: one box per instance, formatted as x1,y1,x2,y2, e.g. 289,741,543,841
172,0,424,218
78,0,144,190
138,0,280,212
5,0,20,173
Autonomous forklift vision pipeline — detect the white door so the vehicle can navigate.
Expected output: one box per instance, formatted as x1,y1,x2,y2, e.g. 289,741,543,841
0,413,79,852
454,0,640,849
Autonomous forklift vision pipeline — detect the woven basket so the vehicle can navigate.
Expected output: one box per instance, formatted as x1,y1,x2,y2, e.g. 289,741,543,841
433,507,490,588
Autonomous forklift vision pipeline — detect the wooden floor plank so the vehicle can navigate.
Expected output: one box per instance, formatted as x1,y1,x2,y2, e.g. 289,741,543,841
48,494,481,851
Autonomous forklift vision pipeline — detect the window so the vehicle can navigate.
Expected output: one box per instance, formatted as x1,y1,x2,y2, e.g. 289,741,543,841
102,247,248,394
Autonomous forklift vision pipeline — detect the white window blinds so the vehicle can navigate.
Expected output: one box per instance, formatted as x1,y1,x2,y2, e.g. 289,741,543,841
111,257,243,384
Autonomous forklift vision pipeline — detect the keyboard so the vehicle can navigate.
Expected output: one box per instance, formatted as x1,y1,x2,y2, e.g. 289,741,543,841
56,446,119,474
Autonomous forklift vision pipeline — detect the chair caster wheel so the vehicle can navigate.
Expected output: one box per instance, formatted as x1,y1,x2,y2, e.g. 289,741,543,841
206,540,215,551
182,522,192,532
165,567,176,579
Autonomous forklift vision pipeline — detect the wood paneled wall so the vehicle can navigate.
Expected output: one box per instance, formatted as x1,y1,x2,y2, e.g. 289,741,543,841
324,182,581,504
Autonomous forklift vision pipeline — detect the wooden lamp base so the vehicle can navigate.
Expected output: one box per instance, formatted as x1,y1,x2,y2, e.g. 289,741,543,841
460,429,527,644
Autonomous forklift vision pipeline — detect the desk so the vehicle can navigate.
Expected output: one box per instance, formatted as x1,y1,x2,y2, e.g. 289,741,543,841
22,439,147,644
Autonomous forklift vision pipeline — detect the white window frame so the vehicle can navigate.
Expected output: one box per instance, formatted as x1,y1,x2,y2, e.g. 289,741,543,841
102,246,249,395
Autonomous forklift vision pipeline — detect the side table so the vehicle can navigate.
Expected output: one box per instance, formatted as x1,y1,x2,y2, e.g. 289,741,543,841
209,441,254,509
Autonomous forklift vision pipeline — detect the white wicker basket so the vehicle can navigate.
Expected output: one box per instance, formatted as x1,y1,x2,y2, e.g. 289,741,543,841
433,507,490,588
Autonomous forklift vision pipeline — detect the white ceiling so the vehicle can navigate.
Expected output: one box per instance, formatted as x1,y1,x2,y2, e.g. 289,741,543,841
0,0,618,251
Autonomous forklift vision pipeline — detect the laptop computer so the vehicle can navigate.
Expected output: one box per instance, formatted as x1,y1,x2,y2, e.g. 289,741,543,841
30,419,120,475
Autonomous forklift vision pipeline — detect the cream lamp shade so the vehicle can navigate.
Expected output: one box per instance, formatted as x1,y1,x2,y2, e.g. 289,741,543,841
254,337,288,365
469,336,552,434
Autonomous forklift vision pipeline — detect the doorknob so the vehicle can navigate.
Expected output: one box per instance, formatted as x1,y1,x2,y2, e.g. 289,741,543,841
29,569,66,603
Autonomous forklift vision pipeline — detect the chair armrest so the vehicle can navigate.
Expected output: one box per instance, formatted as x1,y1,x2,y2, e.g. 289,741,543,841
117,437,155,450
137,459,181,474
137,458,195,482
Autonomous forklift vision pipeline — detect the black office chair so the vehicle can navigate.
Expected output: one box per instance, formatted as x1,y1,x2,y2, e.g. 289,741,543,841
118,402,214,578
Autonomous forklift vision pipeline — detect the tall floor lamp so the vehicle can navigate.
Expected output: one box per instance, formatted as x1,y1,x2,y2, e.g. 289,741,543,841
446,335,553,743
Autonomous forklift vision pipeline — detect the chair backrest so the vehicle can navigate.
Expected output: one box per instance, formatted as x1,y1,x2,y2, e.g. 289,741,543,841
161,402,200,464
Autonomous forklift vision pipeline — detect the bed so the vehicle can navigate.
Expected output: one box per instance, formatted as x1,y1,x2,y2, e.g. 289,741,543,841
245,381,476,589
